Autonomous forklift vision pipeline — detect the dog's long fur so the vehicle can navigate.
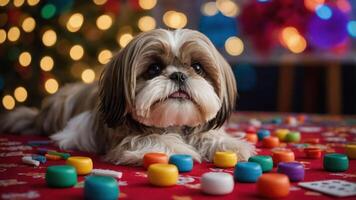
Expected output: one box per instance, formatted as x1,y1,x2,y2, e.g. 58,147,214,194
0,29,255,165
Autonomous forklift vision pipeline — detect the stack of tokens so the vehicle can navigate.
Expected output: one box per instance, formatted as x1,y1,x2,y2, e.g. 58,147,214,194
84,175,119,200
272,150,295,166
234,162,262,182
213,151,237,168
169,154,193,172
274,129,289,142
285,131,301,143
66,156,93,175
143,153,168,169
304,147,322,159
323,153,349,172
245,133,258,144
257,173,290,198
345,144,356,159
46,165,77,188
248,155,273,172
277,162,304,182
147,164,178,187
201,172,234,195
262,136,280,148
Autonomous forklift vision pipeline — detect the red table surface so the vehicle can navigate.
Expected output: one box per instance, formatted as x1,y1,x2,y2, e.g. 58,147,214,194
0,112,356,200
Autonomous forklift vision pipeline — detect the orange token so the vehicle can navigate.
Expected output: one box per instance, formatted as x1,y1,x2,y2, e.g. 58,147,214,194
262,137,280,148
272,150,295,166
297,115,306,123
45,153,62,160
245,134,258,144
143,153,168,169
257,173,290,198
304,147,322,159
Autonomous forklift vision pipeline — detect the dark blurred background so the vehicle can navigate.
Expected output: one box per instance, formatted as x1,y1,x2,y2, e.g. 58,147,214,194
0,0,355,114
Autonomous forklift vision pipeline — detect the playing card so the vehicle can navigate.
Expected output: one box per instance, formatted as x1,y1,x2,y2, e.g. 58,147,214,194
298,179,356,197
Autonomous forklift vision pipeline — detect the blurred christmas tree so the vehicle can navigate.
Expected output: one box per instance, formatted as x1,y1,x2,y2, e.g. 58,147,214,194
0,0,157,111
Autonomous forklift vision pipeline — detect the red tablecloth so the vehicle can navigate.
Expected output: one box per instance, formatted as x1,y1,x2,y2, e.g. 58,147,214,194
0,112,356,200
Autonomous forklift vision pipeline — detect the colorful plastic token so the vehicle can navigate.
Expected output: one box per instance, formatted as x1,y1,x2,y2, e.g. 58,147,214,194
248,155,273,172
66,156,93,175
304,147,322,159
323,153,349,172
277,162,305,182
271,117,282,125
84,175,119,200
257,129,271,141
274,129,289,142
31,155,46,163
234,162,262,182
148,164,178,187
272,150,295,166
245,133,258,144
45,153,62,160
262,136,280,148
201,172,234,195
169,154,193,172
213,151,238,168
285,131,301,143
46,165,77,188
257,173,290,198
345,144,356,159
48,151,71,159
245,126,257,134
303,138,320,144
143,153,169,169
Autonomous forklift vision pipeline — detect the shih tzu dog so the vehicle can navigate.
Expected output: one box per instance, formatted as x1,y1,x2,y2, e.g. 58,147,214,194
0,29,255,165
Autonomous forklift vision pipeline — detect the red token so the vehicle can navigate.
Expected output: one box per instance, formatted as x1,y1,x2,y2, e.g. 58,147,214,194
304,147,322,159
143,153,168,169
245,126,257,134
262,136,280,148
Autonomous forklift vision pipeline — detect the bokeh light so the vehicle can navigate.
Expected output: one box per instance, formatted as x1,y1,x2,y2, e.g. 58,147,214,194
0,0,10,6
163,11,187,29
70,45,84,60
41,4,56,19
304,0,325,11
42,29,57,47
316,4,332,20
14,86,27,102
118,33,133,48
13,0,25,7
216,0,240,17
22,17,36,32
27,0,40,6
138,16,156,32
336,0,352,13
347,21,356,37
18,51,32,67
81,69,95,83
201,1,218,16
8,27,20,42
96,14,112,30
225,36,244,56
2,95,15,110
98,49,112,64
138,0,157,10
0,29,6,44
40,56,54,71
45,78,59,94
280,27,307,54
67,13,84,32
93,0,107,5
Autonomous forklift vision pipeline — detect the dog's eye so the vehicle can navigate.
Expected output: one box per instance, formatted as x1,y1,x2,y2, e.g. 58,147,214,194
191,62,203,74
147,63,162,78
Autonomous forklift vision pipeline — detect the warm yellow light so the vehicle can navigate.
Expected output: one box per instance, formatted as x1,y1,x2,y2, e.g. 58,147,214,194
81,69,96,83
217,0,239,17
22,17,36,32
42,29,57,47
8,27,20,42
138,16,156,32
201,2,218,16
138,0,157,10
40,56,54,71
27,0,40,6
67,13,84,32
13,0,24,7
0,29,6,44
0,0,10,6
118,33,133,48
18,51,31,67
225,36,244,56
304,0,325,11
70,45,84,60
98,49,112,64
2,95,15,110
163,11,188,29
96,14,112,30
93,0,107,5
280,26,299,47
280,26,307,54
45,78,59,94
14,86,27,102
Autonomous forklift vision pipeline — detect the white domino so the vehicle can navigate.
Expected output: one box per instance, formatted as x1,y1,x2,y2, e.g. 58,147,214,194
22,156,40,167
299,179,356,197
91,169,122,179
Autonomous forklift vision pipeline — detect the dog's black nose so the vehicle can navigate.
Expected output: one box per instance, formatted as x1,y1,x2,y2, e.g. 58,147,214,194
169,72,187,84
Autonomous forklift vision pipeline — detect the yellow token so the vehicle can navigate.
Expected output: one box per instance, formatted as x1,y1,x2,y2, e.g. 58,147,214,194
345,144,356,159
148,164,178,187
66,156,93,175
274,129,289,142
213,151,238,168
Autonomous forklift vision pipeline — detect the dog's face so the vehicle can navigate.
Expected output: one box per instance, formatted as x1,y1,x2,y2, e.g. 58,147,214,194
99,29,236,129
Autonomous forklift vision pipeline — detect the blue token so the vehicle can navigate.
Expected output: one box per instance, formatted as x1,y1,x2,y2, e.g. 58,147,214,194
84,176,119,200
32,154,46,163
257,129,271,141
234,162,262,183
169,154,193,172
271,117,282,125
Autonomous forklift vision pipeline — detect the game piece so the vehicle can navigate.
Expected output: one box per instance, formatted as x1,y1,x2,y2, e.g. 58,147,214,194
345,144,356,159
169,154,193,172
31,154,46,163
37,148,49,155
143,152,169,169
27,140,52,146
22,156,40,167
304,147,322,159
257,173,290,198
285,131,301,143
262,136,280,148
91,169,122,179
84,175,119,200
302,138,319,144
297,115,306,123
277,162,304,182
234,162,262,182
66,156,93,175
286,116,298,126
213,151,238,168
45,153,62,160
249,118,262,127
274,129,289,141
147,164,178,187
298,180,356,197
272,150,295,165
244,133,258,144
257,129,270,141
248,155,273,172
271,117,282,125
245,126,257,133
323,153,349,172
45,165,77,188
201,172,234,195
48,151,71,159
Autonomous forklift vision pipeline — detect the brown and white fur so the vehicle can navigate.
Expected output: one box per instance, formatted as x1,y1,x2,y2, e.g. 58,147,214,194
0,29,255,165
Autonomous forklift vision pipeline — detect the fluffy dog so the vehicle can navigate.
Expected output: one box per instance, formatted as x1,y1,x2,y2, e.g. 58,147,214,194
0,29,255,165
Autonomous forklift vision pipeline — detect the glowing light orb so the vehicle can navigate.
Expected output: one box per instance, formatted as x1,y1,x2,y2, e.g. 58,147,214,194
2,95,15,110
138,16,156,32
316,5,332,20
70,45,84,60
138,0,157,10
14,87,27,102
81,69,95,83
163,11,187,29
22,17,36,32
40,56,54,71
96,14,112,30
347,21,356,37
225,36,244,56
45,78,59,94
98,49,112,64
42,29,57,47
19,51,32,67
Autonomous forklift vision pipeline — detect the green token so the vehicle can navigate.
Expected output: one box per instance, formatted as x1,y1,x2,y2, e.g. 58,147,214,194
286,131,301,143
84,176,119,200
46,165,77,188
248,155,273,172
323,153,349,172
48,151,71,159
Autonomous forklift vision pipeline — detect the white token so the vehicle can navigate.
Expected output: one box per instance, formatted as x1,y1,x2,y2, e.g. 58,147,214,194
91,169,122,179
201,172,234,195
22,156,40,167
249,118,262,127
